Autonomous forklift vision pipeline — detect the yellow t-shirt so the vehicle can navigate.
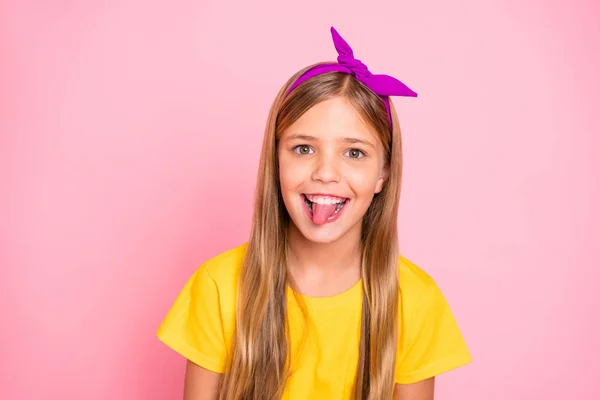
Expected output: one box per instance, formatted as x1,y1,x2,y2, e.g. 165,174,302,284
157,243,472,398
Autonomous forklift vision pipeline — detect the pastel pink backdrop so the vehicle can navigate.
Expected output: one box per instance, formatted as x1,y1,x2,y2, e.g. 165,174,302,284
1,0,598,399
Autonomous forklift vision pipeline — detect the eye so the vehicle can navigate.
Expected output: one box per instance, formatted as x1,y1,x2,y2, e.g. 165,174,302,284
293,145,313,155
345,148,366,159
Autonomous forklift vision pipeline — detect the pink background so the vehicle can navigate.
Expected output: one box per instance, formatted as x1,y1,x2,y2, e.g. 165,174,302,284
1,0,599,399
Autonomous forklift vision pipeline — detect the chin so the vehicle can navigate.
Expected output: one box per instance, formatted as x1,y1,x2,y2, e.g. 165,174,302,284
288,209,363,245
295,226,347,244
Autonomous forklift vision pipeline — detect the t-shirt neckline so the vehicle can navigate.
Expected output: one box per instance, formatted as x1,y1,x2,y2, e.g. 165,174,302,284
286,278,363,310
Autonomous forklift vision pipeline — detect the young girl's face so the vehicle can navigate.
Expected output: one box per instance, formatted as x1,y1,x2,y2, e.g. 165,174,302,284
278,96,389,244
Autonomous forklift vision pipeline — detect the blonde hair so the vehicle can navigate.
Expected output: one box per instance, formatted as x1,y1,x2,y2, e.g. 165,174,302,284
219,62,403,400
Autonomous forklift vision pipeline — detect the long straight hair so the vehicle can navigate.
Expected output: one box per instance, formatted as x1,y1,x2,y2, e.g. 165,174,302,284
219,62,403,400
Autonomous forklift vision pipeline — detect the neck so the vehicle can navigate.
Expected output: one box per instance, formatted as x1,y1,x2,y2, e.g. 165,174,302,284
286,222,363,282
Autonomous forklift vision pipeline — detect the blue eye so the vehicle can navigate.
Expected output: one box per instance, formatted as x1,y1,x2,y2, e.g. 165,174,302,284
293,145,313,155
345,149,366,159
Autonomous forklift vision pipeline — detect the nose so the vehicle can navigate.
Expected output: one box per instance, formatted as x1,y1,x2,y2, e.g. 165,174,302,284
311,151,340,184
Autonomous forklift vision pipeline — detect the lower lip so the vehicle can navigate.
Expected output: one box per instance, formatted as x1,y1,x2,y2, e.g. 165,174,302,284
301,195,349,225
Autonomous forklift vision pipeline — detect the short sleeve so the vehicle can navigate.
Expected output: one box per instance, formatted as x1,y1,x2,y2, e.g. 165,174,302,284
156,265,227,373
395,281,472,384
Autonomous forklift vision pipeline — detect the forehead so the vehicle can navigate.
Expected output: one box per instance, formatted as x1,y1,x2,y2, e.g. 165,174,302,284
281,97,379,142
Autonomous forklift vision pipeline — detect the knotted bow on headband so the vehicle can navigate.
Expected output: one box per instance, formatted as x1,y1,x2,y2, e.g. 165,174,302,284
285,27,417,131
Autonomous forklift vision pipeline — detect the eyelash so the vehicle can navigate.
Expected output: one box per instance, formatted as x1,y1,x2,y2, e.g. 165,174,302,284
292,145,367,159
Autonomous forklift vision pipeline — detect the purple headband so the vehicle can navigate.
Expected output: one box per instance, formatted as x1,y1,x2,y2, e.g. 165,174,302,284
285,27,417,131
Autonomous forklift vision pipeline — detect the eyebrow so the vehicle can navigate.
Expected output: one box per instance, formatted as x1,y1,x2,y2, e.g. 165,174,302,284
285,134,375,148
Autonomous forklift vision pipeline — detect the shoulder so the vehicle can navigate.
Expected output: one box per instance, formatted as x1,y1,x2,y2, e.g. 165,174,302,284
200,242,248,283
397,254,439,301
188,242,248,308
394,255,472,383
396,254,452,325
156,243,248,373
183,242,248,334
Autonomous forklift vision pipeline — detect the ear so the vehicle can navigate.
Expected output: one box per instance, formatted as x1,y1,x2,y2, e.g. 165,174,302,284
374,163,390,194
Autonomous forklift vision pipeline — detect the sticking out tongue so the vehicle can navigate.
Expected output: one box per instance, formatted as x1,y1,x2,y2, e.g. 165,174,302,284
311,203,339,225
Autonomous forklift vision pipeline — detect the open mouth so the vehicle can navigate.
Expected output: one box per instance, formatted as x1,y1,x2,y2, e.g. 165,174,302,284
301,194,349,225
303,194,347,214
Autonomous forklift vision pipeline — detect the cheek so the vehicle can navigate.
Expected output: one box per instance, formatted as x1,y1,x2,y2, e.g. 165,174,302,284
278,153,302,192
346,168,381,194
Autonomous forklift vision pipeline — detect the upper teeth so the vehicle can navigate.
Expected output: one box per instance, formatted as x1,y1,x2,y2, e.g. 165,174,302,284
305,195,346,204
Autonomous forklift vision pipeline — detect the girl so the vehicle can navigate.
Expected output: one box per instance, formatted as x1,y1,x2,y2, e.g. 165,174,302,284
157,27,471,400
